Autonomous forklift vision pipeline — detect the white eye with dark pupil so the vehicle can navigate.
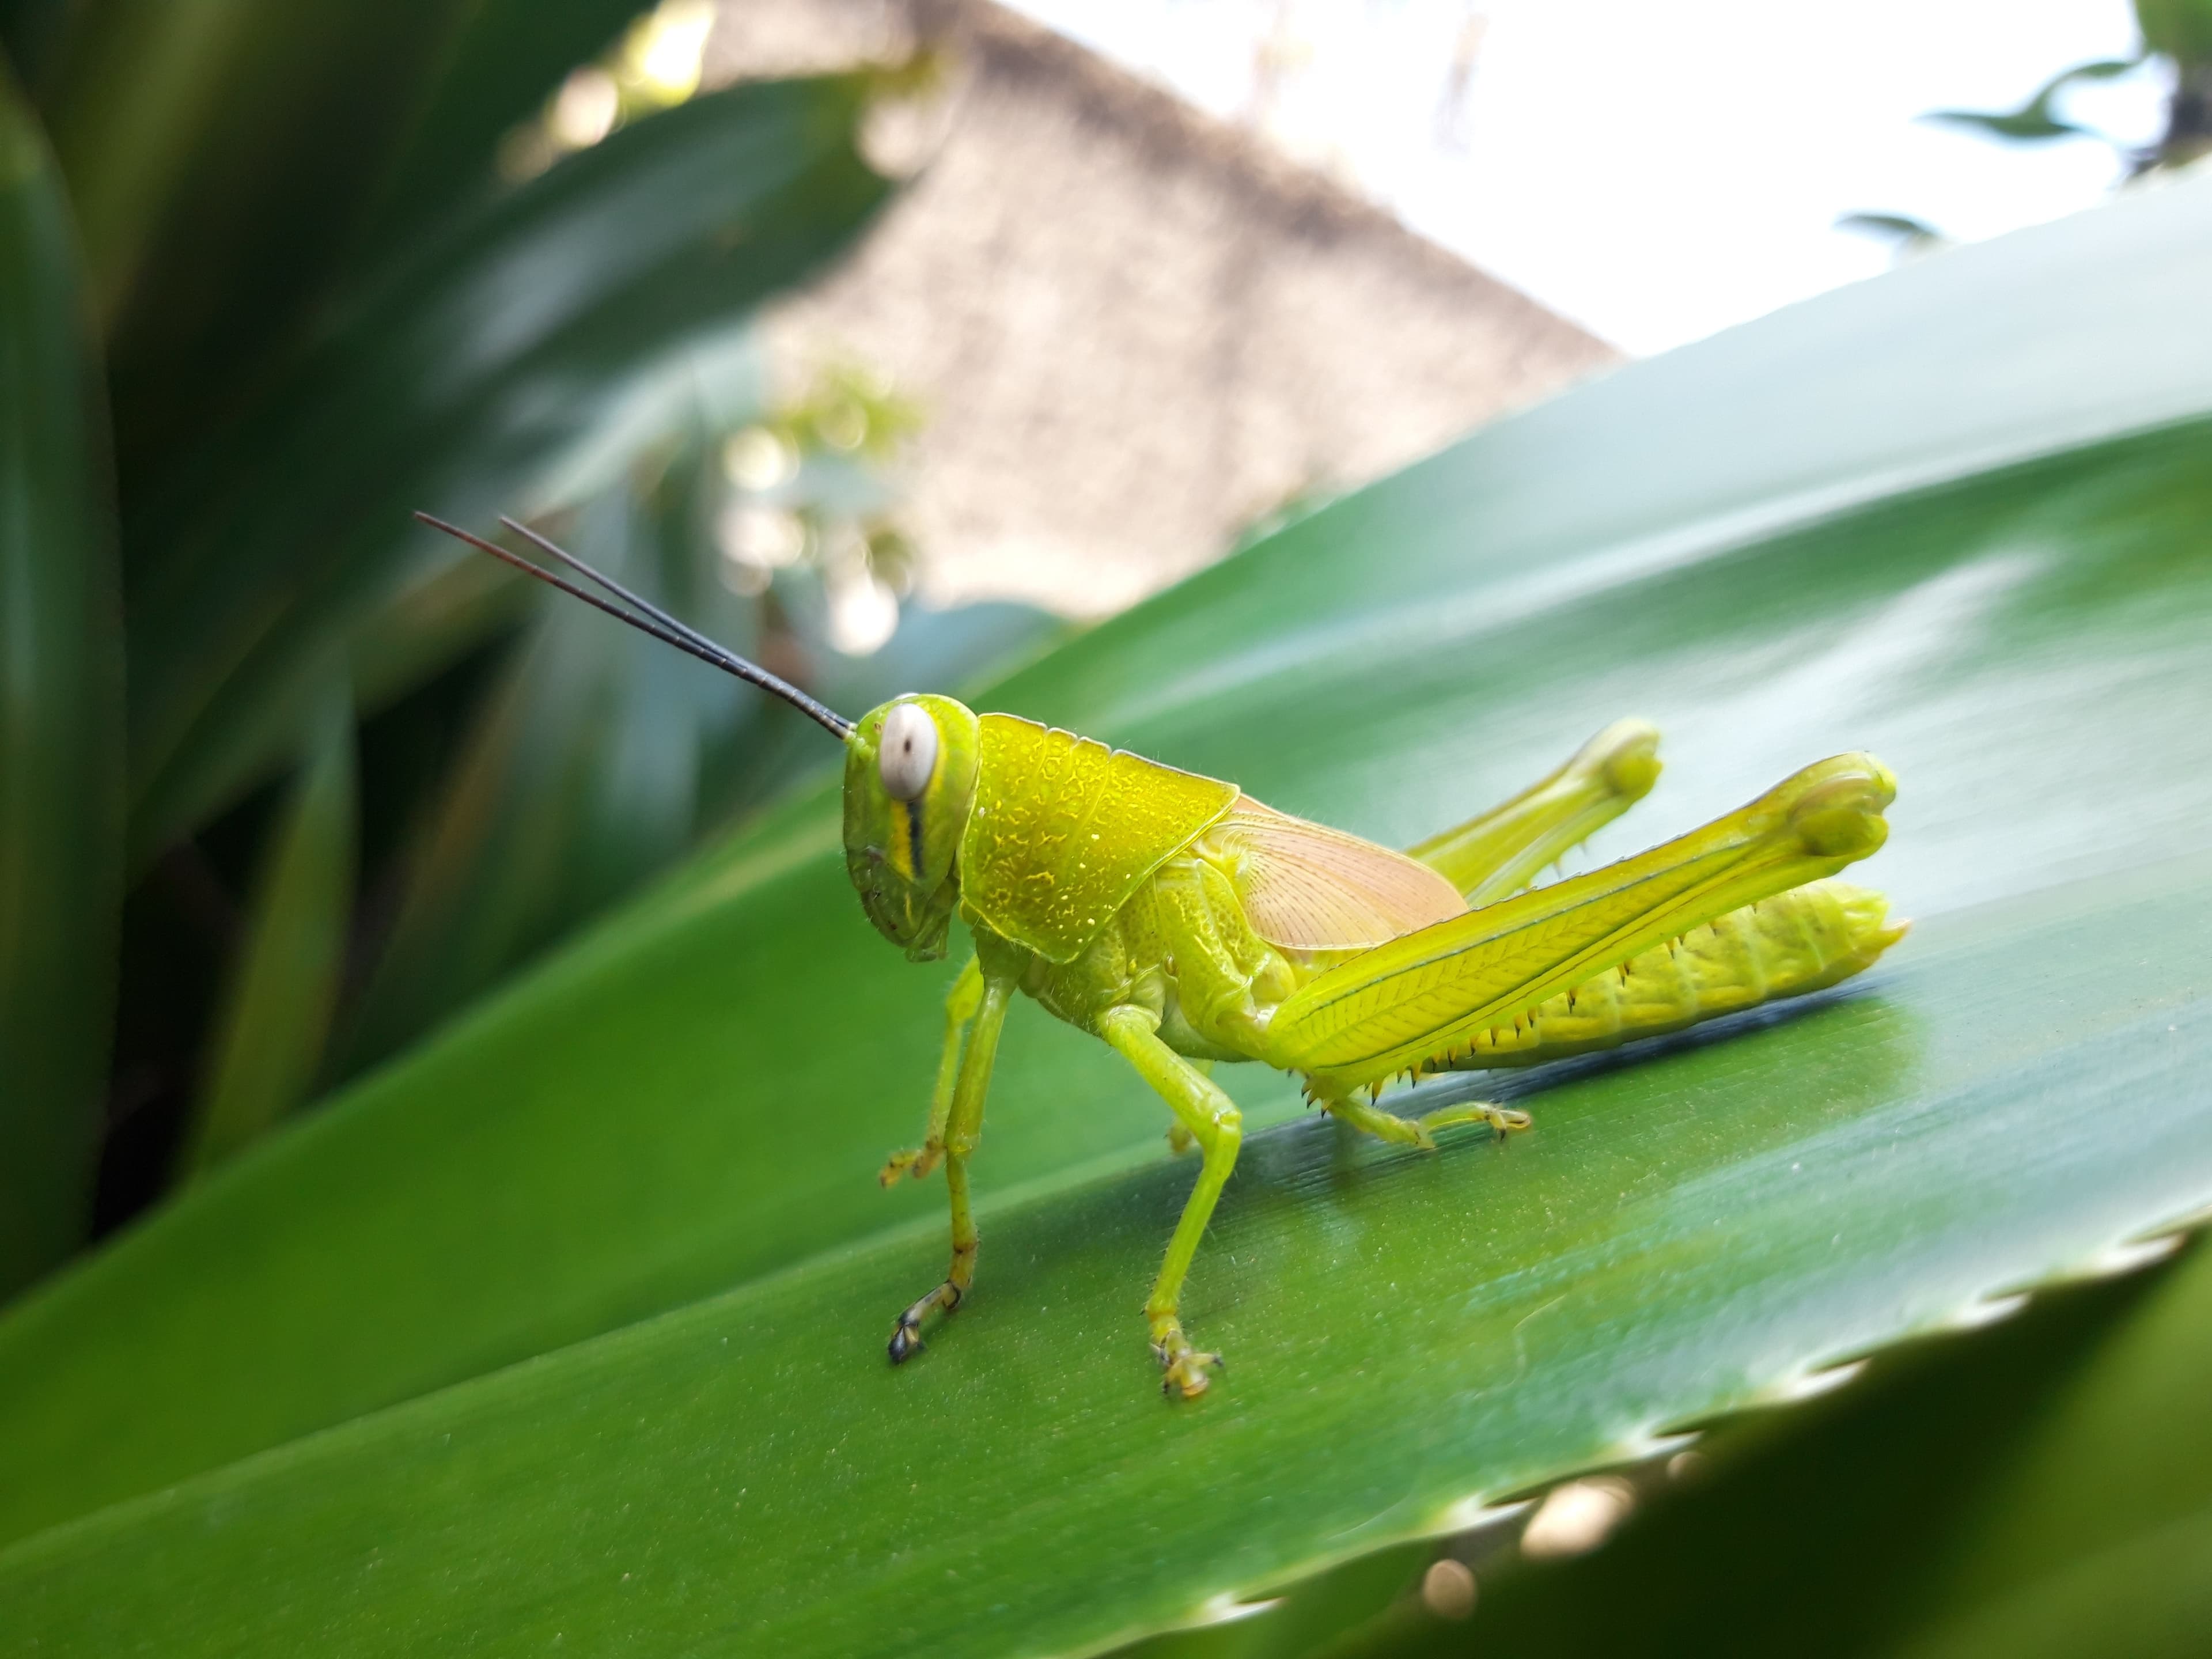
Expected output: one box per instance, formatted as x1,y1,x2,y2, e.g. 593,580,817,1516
878,702,938,800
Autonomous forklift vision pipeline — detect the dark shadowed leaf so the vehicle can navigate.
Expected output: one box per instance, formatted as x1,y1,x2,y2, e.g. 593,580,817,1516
336,465,767,1076
38,0,464,361
1333,1237,2212,1659
355,0,652,250
176,687,357,1179
0,60,119,1300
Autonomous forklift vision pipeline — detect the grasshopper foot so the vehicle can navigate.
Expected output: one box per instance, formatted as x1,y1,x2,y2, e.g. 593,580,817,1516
1150,1318,1222,1399
877,1145,942,1187
888,1281,963,1363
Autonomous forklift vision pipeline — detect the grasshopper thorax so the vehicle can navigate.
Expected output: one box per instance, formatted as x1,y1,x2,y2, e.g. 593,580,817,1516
843,695,982,961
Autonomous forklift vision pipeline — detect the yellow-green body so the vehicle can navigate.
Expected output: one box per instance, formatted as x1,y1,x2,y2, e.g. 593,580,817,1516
847,700,1904,1396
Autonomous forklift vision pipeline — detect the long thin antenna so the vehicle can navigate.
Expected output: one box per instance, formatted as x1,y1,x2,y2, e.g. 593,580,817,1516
414,512,855,740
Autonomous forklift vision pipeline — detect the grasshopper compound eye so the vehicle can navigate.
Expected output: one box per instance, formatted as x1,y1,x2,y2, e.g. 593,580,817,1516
879,702,938,800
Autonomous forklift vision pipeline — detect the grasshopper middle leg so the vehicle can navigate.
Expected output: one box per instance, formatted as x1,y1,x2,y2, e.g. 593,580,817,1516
1321,1090,1531,1149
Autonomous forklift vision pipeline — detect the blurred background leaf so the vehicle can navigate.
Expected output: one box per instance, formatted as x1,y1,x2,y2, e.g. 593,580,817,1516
1921,58,2140,143
1849,0,2212,251
120,69,895,866
177,685,355,1180
0,55,119,1298
0,0,1055,1256
1318,1236,2212,1659
2136,0,2212,70
1834,210,1947,256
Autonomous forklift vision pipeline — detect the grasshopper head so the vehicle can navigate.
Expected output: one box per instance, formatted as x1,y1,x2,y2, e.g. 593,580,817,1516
843,694,982,961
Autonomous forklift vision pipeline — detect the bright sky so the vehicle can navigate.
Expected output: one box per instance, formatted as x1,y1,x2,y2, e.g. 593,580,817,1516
1003,0,2172,355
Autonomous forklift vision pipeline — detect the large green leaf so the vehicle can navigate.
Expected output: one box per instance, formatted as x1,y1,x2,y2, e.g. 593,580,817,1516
121,74,892,866
0,60,119,1298
6,176,2212,1652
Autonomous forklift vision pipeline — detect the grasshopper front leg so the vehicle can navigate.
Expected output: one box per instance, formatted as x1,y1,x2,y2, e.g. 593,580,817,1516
1097,1005,1243,1399
887,960,1013,1363
879,955,986,1185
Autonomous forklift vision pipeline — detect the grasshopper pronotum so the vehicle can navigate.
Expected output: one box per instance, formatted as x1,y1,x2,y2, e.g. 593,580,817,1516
421,514,1905,1400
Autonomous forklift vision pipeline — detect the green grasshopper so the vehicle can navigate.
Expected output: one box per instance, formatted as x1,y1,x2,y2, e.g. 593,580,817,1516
421,513,1906,1399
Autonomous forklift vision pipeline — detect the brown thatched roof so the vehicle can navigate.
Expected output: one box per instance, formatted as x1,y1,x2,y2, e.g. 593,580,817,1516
713,0,1618,615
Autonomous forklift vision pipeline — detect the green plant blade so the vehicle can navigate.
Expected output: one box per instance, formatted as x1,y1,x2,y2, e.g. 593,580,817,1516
121,74,892,866
34,0,650,499
176,687,357,1179
5,177,2212,1647
0,61,119,1300
38,0,493,395
356,0,652,249
35,0,287,323
2,864,2211,1655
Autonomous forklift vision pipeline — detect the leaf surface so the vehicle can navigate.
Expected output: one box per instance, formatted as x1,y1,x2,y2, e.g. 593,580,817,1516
7,177,2212,1656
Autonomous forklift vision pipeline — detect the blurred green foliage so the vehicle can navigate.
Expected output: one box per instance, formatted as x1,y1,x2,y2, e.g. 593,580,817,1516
1844,0,2212,254
0,0,1063,1296
0,49,120,1298
1923,0,2210,173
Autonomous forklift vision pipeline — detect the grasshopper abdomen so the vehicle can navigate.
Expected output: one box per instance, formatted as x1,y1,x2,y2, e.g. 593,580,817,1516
1420,880,1906,1073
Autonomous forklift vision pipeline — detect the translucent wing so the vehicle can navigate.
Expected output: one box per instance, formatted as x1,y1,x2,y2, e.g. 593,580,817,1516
1216,799,1465,950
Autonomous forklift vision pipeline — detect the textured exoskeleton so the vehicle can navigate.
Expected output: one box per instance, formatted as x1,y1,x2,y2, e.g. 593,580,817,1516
421,512,1906,1401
